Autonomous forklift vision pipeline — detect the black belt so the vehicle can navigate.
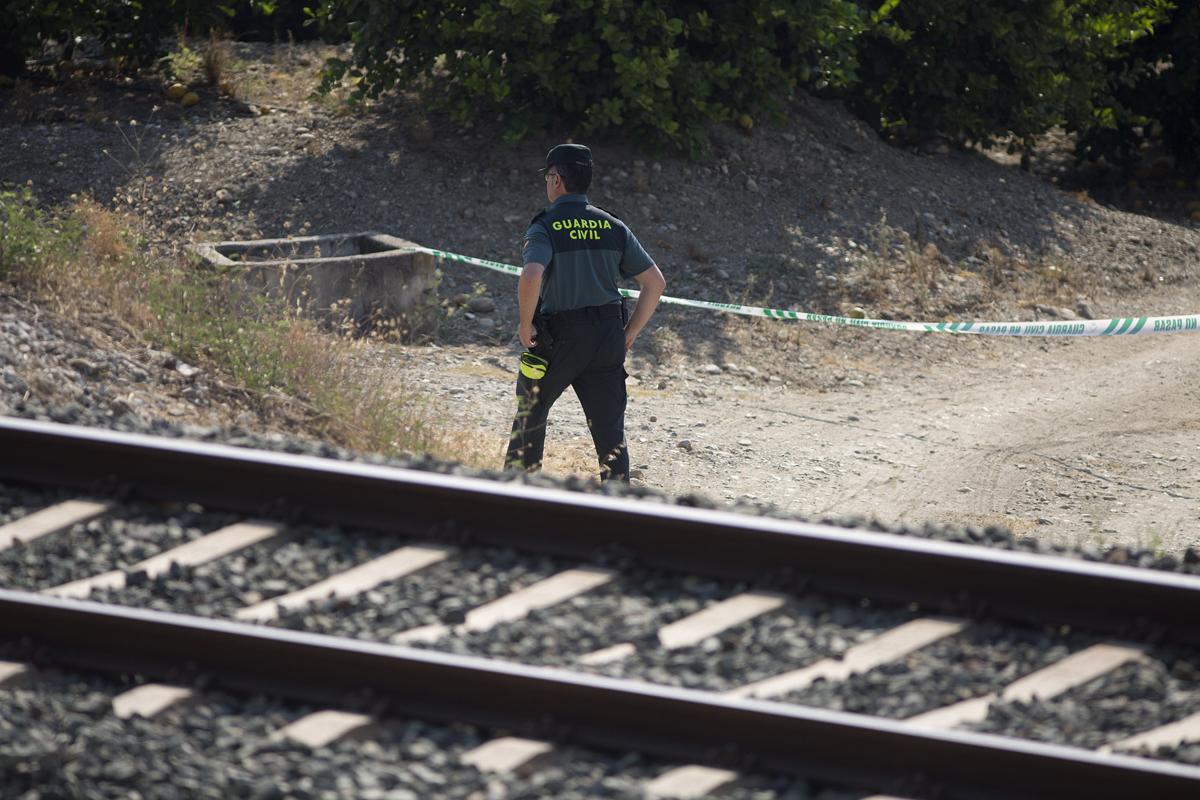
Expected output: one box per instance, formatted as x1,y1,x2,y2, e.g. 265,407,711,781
549,304,623,325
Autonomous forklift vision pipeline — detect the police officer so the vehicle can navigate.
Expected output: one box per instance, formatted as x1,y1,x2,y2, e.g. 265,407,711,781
505,144,666,481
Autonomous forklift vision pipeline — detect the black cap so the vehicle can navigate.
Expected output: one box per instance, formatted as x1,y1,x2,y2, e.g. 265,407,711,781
545,144,593,169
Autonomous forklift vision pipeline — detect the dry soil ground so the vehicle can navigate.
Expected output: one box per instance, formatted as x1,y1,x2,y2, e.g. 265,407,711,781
4,40,1200,554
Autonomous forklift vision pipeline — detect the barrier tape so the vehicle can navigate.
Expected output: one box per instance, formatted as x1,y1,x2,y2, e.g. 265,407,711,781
406,246,1200,338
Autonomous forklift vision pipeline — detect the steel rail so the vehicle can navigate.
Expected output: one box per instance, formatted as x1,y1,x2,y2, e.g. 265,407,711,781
2,589,1198,800
3,417,1200,644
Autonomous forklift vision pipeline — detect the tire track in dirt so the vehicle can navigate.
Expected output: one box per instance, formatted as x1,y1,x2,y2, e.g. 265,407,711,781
744,332,1200,553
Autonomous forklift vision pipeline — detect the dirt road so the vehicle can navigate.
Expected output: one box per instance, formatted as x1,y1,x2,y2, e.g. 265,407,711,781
402,306,1200,556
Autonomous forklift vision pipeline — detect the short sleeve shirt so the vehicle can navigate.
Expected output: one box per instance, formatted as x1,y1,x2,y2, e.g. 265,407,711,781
521,194,654,315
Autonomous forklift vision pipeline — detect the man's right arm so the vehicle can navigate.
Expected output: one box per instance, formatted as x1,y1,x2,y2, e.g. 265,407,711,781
518,262,545,348
519,220,553,349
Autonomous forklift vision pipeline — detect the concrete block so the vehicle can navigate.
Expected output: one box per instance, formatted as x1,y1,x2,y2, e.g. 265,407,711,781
191,232,436,327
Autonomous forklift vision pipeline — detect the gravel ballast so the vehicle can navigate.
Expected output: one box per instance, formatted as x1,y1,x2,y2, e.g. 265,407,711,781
783,623,1087,718
287,547,557,638
0,665,866,800
424,588,917,693
91,528,414,620
0,485,240,593
969,652,1200,750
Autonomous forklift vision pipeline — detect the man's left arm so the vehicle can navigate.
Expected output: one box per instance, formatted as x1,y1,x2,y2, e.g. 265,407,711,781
624,264,665,351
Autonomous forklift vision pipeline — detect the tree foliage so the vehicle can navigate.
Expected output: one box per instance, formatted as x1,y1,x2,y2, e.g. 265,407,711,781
311,0,877,155
0,0,320,76
0,0,239,75
227,0,332,42
844,0,1169,158
313,0,1175,159
1075,1,1200,166
3,0,1192,168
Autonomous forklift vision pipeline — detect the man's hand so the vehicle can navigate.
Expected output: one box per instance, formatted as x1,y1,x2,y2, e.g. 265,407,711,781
624,329,637,352
519,320,537,349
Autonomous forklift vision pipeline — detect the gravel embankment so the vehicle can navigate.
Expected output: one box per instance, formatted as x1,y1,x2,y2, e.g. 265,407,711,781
0,666,863,800
223,548,927,696
970,654,1200,750
9,331,1200,578
10,478,1200,771
83,538,561,637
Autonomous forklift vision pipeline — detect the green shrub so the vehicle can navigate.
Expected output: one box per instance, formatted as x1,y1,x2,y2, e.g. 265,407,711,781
1075,2,1200,167
311,0,874,155
843,0,1169,161
0,185,83,284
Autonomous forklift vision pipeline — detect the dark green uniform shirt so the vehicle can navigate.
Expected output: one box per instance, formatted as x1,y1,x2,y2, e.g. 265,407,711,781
522,194,654,315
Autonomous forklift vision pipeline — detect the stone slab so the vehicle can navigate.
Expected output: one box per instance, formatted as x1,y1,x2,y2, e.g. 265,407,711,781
905,694,997,729
657,592,787,650
460,737,555,775
237,544,451,622
112,684,195,719
0,500,111,551
393,567,616,645
1001,643,1144,704
727,617,966,699
271,710,375,749
1106,711,1200,754
907,642,1145,730
44,520,285,599
576,642,637,666
644,765,739,799
0,661,33,687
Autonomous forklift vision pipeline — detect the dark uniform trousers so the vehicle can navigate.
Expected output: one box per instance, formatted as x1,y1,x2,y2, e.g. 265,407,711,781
506,306,629,481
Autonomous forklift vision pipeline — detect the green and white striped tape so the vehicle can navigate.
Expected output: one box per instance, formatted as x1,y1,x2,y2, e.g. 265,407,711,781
407,246,1200,338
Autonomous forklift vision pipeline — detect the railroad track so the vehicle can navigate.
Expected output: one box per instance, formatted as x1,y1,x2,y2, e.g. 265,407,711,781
3,416,1200,799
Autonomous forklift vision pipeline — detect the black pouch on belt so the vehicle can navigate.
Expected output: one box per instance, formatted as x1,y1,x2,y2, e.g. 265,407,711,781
532,308,554,348
532,314,554,347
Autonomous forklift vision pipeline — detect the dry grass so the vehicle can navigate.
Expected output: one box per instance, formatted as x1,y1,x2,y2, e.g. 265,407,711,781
541,443,603,481
1,189,492,465
226,43,353,112
201,31,228,86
